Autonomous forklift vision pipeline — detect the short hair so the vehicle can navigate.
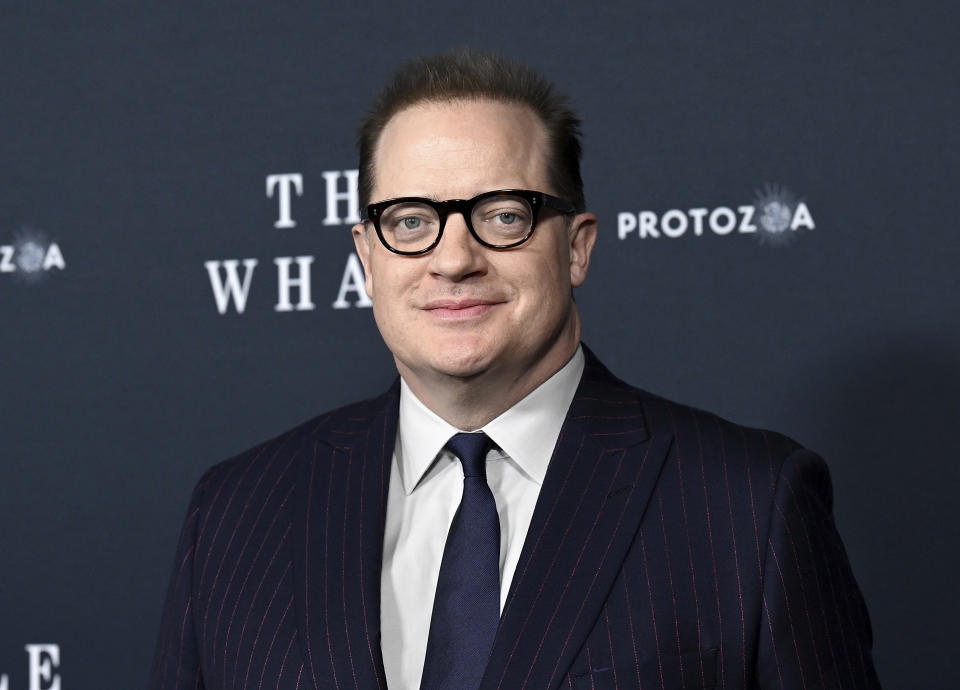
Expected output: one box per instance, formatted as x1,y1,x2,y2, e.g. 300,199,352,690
356,49,586,212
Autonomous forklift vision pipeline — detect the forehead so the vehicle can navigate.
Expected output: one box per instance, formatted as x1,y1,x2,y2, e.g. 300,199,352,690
371,99,551,200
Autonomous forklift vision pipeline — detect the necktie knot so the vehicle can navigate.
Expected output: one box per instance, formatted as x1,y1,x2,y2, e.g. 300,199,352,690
445,431,493,479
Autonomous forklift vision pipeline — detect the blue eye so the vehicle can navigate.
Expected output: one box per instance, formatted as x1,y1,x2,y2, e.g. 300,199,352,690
401,217,422,230
497,213,519,225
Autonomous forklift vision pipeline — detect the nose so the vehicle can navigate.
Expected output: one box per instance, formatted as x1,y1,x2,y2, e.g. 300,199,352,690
428,212,487,281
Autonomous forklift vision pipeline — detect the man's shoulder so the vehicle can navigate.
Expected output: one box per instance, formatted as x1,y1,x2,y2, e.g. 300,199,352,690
582,346,807,476
194,380,400,500
595,358,842,545
639,385,802,462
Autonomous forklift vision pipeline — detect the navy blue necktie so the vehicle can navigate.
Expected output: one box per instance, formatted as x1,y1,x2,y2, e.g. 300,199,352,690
420,432,500,690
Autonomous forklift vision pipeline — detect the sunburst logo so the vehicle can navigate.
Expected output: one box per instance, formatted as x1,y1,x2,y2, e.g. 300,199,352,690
752,184,812,245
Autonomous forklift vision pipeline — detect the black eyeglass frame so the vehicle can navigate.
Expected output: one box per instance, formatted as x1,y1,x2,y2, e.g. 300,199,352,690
363,189,577,256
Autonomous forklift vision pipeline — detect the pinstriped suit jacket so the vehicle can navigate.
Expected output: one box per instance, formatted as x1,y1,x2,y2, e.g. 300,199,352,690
150,346,880,689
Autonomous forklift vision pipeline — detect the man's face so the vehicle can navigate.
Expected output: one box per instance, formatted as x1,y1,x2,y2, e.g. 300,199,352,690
353,99,596,393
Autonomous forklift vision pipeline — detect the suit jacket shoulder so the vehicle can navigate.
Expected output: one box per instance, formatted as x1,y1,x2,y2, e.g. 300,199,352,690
200,380,401,491
532,346,879,689
149,383,400,690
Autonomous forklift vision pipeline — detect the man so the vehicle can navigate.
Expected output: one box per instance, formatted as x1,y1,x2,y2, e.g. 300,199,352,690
150,51,880,689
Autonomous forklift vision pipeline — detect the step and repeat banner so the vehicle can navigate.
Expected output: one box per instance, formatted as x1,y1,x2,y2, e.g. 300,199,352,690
2,3,957,688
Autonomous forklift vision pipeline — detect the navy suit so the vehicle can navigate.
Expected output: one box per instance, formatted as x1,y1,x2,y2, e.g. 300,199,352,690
150,348,880,689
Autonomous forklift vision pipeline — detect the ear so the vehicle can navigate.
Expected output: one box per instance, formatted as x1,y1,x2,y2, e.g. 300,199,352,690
568,212,598,287
352,223,375,299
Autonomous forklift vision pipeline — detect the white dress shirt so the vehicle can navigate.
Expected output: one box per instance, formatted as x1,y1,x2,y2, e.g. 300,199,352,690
380,346,585,690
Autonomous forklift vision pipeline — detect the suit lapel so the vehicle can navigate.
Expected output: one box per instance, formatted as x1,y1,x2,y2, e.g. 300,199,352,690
482,349,674,690
288,351,669,690
291,383,399,690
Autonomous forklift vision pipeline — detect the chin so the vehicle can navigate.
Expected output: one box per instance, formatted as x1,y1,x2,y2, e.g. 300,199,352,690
424,342,498,380
434,354,491,380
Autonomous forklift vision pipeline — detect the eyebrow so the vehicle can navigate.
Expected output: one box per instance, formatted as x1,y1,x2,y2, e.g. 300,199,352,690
419,189,520,202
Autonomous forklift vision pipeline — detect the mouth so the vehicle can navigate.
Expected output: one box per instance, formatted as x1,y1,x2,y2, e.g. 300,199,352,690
421,298,503,320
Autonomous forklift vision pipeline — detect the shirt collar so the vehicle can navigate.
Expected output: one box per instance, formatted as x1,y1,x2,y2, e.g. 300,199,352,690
396,346,585,495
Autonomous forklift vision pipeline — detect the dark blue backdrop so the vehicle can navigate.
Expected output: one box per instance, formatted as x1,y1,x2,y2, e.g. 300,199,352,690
2,2,957,688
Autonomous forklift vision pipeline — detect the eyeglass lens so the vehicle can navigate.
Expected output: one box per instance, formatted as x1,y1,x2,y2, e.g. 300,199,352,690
378,194,534,253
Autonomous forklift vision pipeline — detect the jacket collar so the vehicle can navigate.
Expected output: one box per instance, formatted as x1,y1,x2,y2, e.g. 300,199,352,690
480,345,671,688
292,345,671,689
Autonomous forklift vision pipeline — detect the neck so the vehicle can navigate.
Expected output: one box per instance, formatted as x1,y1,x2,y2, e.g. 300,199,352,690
399,313,582,430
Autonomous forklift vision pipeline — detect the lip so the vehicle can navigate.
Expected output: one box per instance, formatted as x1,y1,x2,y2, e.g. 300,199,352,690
421,298,502,320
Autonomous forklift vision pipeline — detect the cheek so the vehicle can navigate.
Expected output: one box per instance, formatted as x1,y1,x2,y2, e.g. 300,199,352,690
369,261,433,342
509,257,569,317
369,254,419,297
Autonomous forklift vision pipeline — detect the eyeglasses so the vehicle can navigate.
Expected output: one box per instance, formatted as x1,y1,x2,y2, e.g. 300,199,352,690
363,189,577,256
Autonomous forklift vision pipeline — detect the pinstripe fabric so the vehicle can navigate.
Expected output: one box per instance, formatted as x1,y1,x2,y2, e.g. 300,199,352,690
150,346,879,689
